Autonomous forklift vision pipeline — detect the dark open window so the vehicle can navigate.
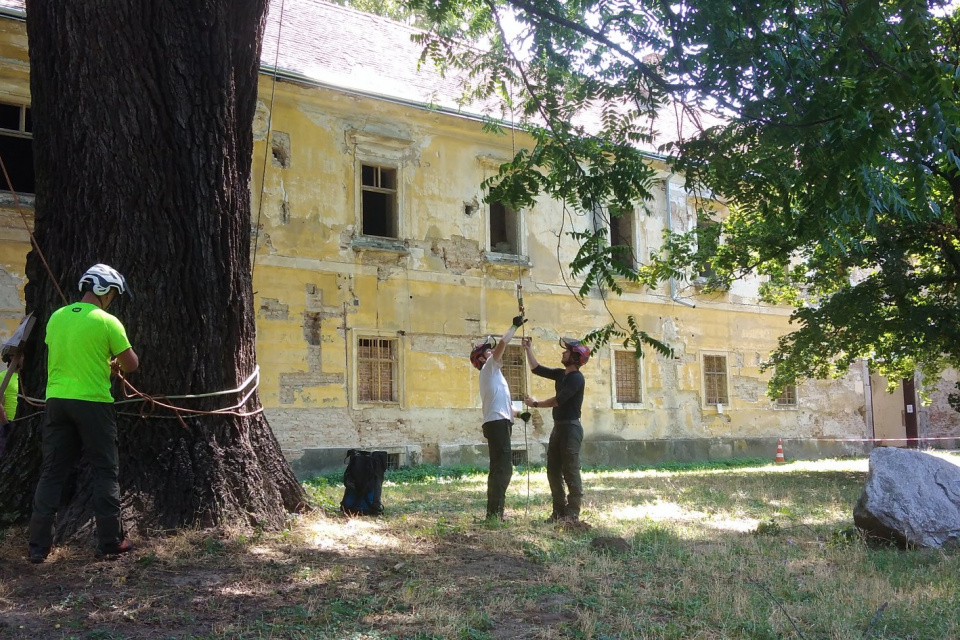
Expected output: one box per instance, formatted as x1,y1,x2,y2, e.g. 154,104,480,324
361,164,397,238
696,214,719,281
489,200,519,254
609,205,636,269
0,103,34,194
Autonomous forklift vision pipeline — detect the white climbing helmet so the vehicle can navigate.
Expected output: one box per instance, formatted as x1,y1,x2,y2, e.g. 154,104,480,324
78,264,131,299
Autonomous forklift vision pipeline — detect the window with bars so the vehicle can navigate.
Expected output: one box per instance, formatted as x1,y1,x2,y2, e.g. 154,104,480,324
360,164,398,238
511,449,528,466
614,350,642,404
0,102,33,194
703,354,729,405
357,337,397,403
777,384,797,406
501,345,527,401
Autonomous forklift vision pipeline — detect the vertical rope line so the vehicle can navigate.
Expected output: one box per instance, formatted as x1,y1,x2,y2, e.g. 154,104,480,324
0,150,66,305
251,0,286,278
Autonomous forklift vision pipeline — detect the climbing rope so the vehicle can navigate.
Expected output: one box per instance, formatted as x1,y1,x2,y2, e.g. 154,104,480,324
0,0,292,423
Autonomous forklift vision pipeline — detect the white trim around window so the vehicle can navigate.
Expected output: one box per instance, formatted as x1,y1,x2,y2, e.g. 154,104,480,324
611,348,645,409
700,351,730,408
349,129,414,243
350,328,405,409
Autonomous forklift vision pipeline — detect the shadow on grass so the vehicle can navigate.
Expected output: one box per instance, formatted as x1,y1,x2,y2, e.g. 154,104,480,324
11,457,955,640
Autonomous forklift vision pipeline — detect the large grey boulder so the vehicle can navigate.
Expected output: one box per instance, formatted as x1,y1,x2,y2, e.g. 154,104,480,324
854,448,960,548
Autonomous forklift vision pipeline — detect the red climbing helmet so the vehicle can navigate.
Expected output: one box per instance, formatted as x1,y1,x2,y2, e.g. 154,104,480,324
470,337,496,370
560,337,591,366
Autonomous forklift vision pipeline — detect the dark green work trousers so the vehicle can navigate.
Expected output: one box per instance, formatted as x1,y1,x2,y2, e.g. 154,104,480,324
547,419,584,519
482,419,513,519
29,398,123,551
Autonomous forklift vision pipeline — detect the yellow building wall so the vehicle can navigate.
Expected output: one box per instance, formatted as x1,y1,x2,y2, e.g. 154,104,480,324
0,15,29,343
0,11,885,465
245,72,873,460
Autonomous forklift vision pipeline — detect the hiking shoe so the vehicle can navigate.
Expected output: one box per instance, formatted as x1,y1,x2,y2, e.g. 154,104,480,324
27,544,49,564
97,539,134,557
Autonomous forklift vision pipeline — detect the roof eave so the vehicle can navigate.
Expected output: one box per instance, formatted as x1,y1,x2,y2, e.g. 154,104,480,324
0,6,25,21
259,66,670,163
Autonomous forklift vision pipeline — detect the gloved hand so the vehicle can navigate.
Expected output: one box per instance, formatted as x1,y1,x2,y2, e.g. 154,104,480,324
518,411,531,422
512,314,528,328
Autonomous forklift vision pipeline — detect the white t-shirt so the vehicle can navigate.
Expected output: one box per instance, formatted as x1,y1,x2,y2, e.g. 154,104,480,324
479,355,513,424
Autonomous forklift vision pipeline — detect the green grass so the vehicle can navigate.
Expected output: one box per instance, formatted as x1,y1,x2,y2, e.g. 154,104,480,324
295,456,960,639
5,455,960,639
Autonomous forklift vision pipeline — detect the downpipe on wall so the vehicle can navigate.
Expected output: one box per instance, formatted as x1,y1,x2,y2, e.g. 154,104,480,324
664,173,696,309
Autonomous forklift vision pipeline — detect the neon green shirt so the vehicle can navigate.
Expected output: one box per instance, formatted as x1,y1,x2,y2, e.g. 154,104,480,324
3,370,16,421
45,303,132,403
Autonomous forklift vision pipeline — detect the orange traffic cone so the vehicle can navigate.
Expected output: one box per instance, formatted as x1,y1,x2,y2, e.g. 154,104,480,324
775,438,786,464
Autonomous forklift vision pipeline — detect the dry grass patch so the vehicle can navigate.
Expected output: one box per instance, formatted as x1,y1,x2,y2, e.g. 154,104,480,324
1,456,959,638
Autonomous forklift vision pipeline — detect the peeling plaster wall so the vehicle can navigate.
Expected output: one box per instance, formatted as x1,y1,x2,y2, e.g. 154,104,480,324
243,75,884,462
0,18,29,340
920,370,960,439
3,12,960,468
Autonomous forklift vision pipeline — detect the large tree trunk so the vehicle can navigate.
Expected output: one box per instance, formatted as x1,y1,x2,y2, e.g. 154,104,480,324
0,0,308,540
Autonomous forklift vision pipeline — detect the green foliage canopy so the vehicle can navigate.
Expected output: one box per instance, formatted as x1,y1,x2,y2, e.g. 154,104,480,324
405,0,960,395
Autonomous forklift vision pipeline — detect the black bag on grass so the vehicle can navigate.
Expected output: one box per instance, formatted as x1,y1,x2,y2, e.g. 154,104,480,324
340,449,388,516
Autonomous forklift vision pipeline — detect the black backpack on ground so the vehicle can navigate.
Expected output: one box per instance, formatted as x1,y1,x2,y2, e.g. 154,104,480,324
340,449,388,516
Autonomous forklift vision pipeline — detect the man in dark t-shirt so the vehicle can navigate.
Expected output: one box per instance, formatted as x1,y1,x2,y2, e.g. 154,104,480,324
522,336,590,523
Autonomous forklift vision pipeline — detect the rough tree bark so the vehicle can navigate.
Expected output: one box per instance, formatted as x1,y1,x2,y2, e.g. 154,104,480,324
0,0,308,540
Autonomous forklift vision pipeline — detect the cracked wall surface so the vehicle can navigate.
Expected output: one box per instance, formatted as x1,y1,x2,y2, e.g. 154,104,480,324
243,72,955,458
0,14,957,468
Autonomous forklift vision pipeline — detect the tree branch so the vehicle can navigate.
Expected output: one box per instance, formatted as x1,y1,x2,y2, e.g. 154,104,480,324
502,0,678,92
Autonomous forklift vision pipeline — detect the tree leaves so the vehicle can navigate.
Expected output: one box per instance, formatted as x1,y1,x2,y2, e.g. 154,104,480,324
403,0,960,392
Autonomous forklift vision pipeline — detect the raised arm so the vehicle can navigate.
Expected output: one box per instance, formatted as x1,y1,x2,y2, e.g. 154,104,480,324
521,336,539,370
491,315,527,363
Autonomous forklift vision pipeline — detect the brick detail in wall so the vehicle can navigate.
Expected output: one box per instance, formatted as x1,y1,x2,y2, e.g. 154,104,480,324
278,284,345,404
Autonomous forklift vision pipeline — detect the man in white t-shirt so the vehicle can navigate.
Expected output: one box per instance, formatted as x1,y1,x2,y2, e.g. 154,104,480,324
470,314,528,521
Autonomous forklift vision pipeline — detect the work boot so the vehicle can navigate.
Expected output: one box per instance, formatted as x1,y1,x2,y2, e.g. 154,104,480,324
95,516,129,556
27,515,55,564
28,544,49,564
96,538,134,557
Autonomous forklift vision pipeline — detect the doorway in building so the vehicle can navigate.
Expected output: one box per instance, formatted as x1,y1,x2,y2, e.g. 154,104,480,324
871,374,919,448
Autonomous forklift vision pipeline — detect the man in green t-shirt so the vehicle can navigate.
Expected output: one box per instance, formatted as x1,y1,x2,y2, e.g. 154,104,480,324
3,369,18,423
28,264,139,564
0,351,22,424
0,354,19,458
